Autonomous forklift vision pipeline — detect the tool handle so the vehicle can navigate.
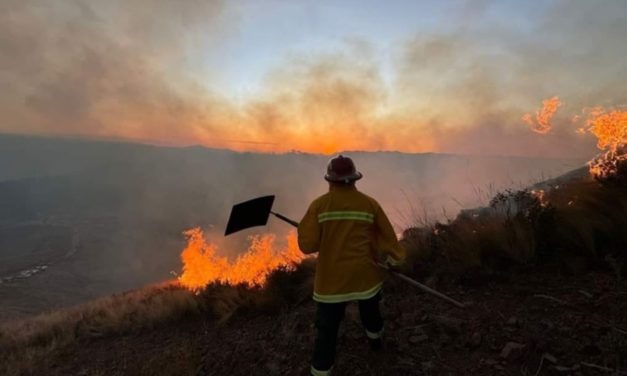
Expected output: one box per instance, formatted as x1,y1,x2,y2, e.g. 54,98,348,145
377,262,465,308
269,213,465,308
271,212,299,227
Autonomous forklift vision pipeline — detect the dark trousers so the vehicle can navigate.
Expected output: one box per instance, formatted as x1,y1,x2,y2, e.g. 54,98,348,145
311,292,383,372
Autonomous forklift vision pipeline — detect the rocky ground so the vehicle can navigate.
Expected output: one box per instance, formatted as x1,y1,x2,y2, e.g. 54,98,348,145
32,268,627,376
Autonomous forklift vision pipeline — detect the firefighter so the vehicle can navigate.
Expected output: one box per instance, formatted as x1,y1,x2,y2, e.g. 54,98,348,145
298,154,406,376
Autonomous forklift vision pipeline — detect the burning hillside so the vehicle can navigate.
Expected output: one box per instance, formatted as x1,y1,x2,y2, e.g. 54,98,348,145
178,229,305,291
172,98,627,295
3,160,626,375
524,98,627,181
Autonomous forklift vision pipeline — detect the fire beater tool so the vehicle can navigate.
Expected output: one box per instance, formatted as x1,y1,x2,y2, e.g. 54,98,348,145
225,195,465,308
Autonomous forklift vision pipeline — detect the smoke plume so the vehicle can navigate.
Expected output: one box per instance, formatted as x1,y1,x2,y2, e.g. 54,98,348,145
1,0,626,157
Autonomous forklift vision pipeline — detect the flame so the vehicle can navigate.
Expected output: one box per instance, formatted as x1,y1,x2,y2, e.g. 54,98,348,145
582,108,627,179
522,96,562,134
530,189,548,207
523,98,626,179
177,228,305,291
586,108,627,153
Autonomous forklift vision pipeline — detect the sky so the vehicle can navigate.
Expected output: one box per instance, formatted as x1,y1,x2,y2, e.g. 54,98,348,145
1,0,626,157
208,1,539,98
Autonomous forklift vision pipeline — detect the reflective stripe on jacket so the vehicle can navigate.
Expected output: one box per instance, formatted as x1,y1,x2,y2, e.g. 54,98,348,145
298,184,405,303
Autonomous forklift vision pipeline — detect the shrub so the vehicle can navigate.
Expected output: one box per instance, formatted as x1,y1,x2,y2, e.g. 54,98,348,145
402,168,627,281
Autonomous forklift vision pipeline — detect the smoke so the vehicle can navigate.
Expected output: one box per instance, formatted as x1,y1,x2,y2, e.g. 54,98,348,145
1,0,626,157
7,0,623,319
393,0,627,157
0,0,232,142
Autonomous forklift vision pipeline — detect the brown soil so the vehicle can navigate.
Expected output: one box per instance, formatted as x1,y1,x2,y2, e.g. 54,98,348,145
32,269,627,376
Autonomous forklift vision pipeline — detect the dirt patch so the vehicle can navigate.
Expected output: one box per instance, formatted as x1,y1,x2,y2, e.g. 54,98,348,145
24,269,626,376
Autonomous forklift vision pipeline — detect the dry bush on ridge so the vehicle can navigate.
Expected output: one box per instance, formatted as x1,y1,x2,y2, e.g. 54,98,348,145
261,258,316,309
401,165,627,282
197,258,315,322
399,188,548,283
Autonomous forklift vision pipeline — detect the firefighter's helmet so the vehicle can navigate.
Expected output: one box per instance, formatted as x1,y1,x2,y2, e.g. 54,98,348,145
324,155,363,183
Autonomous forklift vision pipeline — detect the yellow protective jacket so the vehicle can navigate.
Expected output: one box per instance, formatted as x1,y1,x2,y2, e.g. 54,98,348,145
298,184,405,303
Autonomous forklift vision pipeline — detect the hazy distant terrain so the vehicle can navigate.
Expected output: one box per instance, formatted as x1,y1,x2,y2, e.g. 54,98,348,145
0,134,586,321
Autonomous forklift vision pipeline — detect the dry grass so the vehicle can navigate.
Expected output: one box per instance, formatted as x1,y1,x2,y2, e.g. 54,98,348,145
0,282,203,375
402,165,627,282
0,261,315,375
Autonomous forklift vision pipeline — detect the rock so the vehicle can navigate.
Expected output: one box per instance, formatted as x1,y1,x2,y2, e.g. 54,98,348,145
409,334,429,344
500,342,526,359
485,359,498,366
421,361,434,371
506,317,519,326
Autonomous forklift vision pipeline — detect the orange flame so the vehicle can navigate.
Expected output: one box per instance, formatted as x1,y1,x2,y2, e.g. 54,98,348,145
522,96,562,134
177,228,305,291
530,189,548,207
582,107,627,179
586,108,627,153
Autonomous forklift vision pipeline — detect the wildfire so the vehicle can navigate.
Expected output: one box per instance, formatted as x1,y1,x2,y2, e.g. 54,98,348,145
178,228,305,291
582,108,627,179
523,97,627,180
522,96,562,134
530,189,548,207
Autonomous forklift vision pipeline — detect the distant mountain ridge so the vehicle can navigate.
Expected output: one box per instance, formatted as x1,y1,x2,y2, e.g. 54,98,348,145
0,133,586,226
0,132,584,181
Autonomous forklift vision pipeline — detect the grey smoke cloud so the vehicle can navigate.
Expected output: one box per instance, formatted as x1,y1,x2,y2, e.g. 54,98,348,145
1,0,625,157
392,0,627,157
0,0,230,140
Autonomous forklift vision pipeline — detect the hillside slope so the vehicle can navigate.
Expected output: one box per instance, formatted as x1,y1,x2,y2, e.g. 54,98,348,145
4,269,626,376
0,133,585,321
2,161,626,375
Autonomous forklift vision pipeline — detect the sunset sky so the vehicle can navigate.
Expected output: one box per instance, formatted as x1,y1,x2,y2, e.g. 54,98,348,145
1,0,626,156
